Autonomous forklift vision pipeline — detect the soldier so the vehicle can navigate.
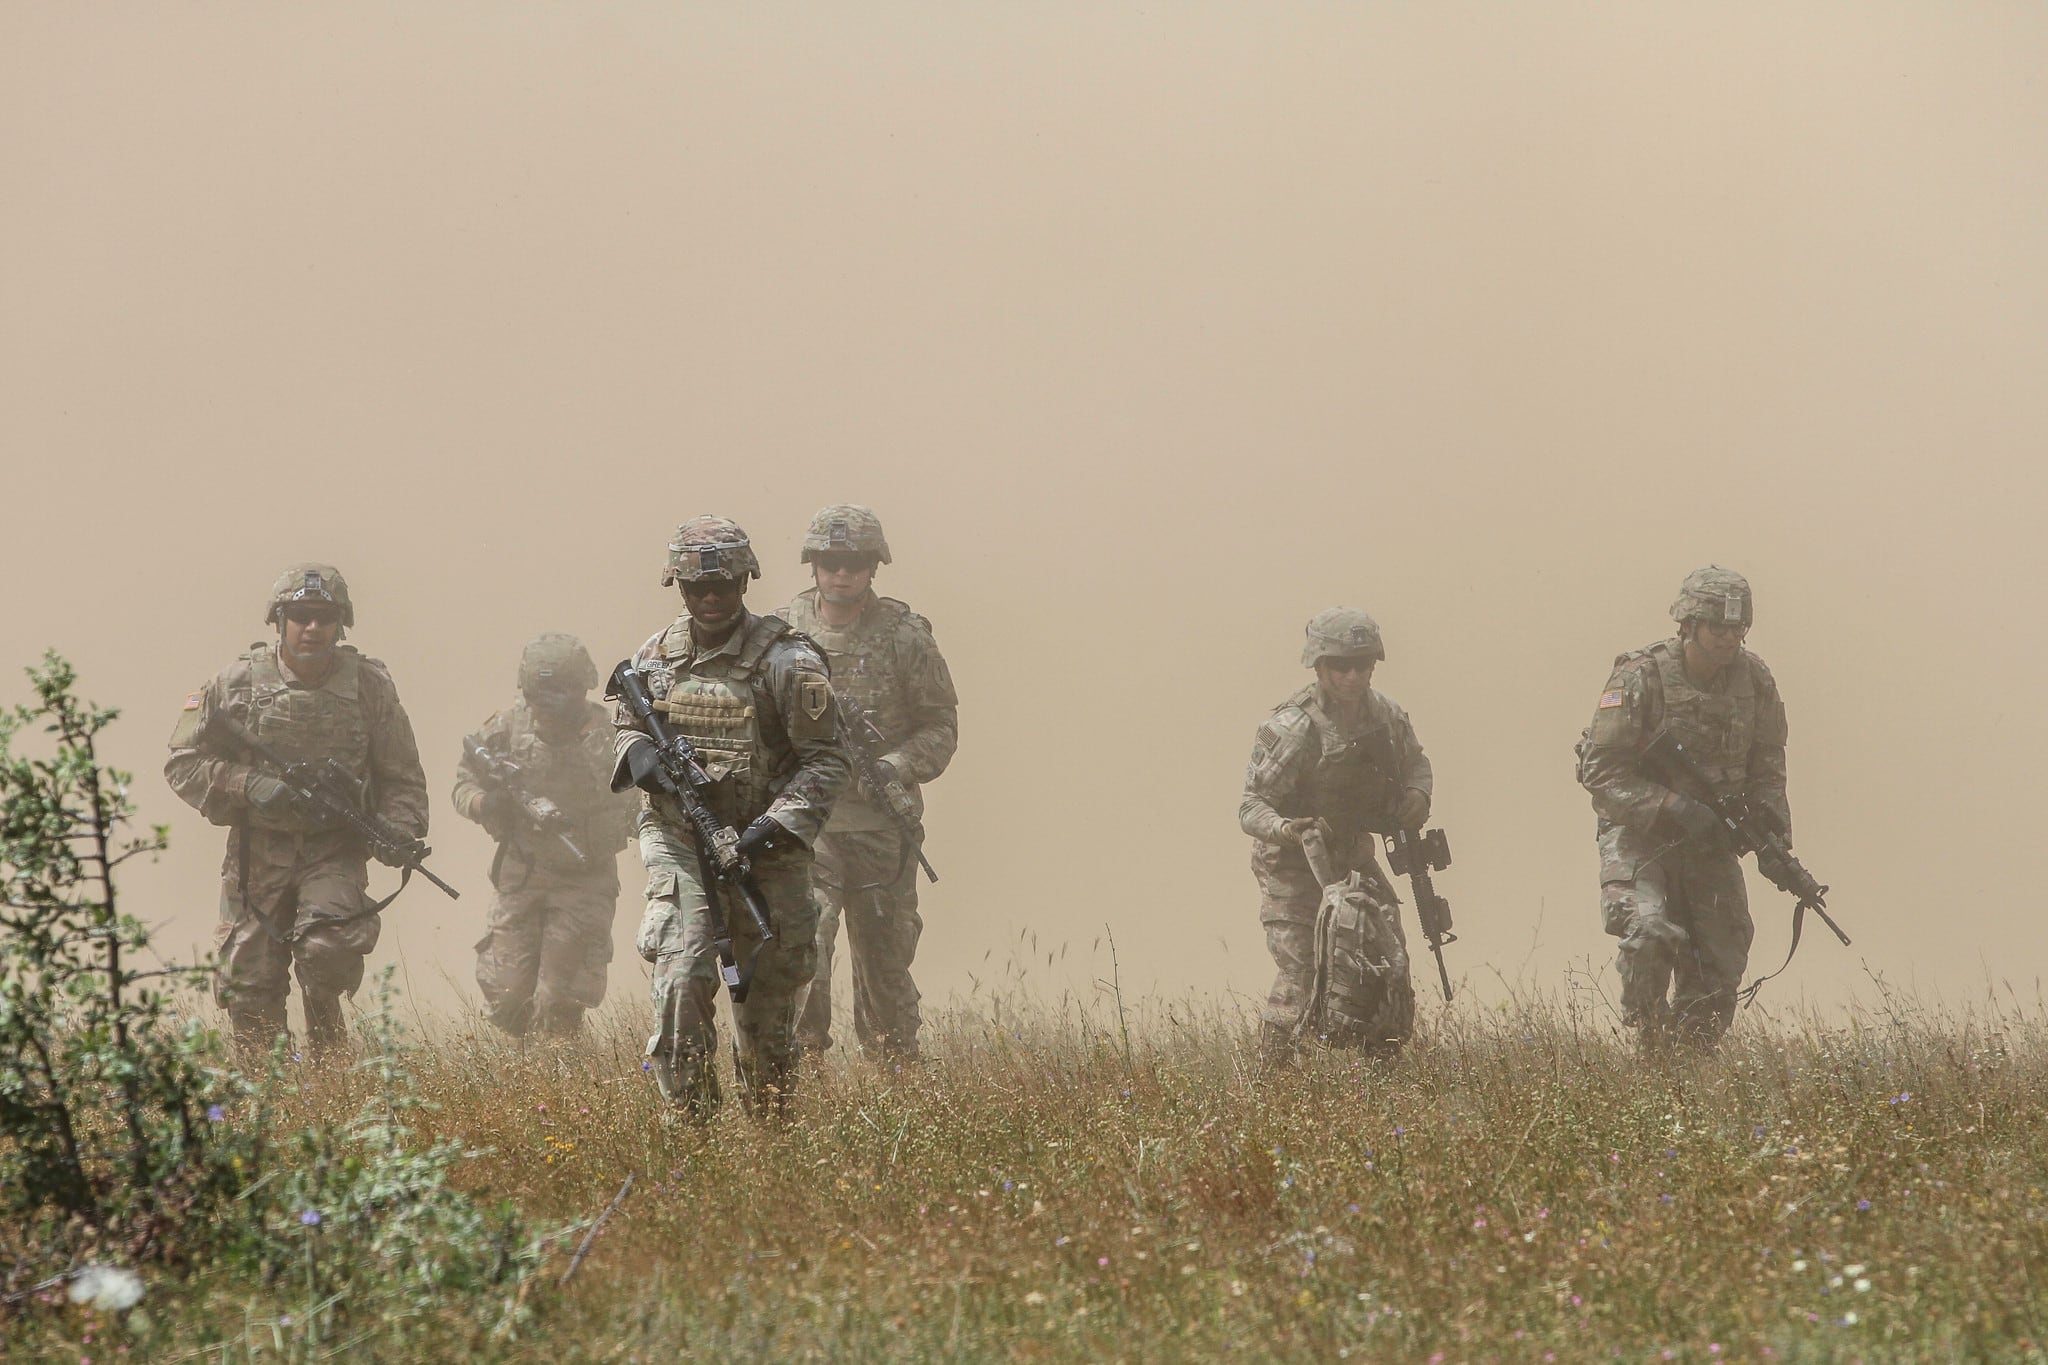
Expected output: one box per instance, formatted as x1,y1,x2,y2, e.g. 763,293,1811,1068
1576,566,1790,1049
1239,608,1433,1069
613,516,851,1119
784,504,958,1062
165,564,430,1054
452,633,637,1038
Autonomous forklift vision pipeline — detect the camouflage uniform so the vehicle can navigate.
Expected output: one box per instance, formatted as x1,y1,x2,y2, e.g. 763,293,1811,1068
1576,567,1790,1046
1240,609,1431,1063
784,506,958,1060
453,635,636,1037
165,564,429,1052
616,518,851,1119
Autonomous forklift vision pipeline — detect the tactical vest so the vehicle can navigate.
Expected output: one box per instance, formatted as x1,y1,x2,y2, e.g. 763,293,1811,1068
498,700,618,873
647,614,791,827
238,645,371,834
1644,641,1761,799
1291,691,1404,843
788,595,913,747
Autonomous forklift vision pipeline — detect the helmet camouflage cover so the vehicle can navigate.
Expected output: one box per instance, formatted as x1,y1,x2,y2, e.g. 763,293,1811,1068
1302,607,1384,667
662,515,761,585
264,562,354,628
1669,565,1754,628
518,632,598,695
800,503,892,564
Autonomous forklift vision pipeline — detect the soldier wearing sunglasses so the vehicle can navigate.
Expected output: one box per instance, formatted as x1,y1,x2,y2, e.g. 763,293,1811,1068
1240,608,1433,1070
166,563,429,1055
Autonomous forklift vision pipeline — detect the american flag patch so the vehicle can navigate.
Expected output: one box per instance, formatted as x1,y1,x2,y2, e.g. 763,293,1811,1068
1597,689,1625,709
182,692,203,711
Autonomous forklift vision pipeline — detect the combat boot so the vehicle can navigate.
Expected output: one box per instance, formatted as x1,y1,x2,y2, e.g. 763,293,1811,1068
534,996,585,1037
302,992,350,1059
1256,1021,1297,1073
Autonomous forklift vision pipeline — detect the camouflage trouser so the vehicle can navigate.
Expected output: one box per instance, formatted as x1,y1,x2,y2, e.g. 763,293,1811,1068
794,827,923,1059
1254,845,1412,1060
474,858,619,1036
214,830,380,1052
637,820,818,1121
1599,825,1754,1045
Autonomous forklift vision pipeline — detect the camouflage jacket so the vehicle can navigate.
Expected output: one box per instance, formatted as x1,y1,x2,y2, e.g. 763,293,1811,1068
453,698,636,878
783,588,958,834
613,610,851,848
1240,684,1432,869
1576,636,1791,839
165,642,429,858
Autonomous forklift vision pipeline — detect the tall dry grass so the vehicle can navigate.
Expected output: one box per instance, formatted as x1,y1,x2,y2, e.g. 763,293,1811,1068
20,967,2048,1362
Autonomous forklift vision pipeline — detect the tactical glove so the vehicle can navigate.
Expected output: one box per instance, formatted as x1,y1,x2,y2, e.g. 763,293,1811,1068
375,835,429,870
477,789,518,836
1395,788,1431,831
736,814,788,860
614,735,669,795
1281,817,1329,847
244,773,296,814
1755,847,1798,893
1661,794,1720,844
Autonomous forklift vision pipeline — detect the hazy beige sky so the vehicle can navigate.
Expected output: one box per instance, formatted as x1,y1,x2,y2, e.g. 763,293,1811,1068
4,3,2045,1030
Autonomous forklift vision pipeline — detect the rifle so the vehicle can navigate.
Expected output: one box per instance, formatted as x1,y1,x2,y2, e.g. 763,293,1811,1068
1641,726,1848,1003
607,660,775,1002
461,736,589,881
1383,827,1457,1001
203,711,459,902
833,693,937,884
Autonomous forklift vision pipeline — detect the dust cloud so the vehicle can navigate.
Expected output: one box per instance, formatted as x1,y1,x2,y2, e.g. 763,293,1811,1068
3,4,2045,1027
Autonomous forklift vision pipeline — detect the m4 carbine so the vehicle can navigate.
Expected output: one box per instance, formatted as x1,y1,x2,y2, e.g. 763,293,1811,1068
608,660,775,1002
204,711,459,901
461,736,589,871
1384,826,1456,1001
1641,726,1848,1002
833,692,937,884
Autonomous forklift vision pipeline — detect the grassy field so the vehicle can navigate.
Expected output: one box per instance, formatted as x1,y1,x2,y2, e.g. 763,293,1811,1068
16,975,2048,1363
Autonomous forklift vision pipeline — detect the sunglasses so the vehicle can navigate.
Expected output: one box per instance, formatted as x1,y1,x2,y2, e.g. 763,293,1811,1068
1321,657,1374,675
283,605,341,626
812,553,878,573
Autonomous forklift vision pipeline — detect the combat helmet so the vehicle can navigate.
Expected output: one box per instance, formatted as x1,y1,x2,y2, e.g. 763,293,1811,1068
1669,566,1753,628
662,516,761,585
518,632,598,696
264,563,354,628
799,503,892,565
1302,607,1384,667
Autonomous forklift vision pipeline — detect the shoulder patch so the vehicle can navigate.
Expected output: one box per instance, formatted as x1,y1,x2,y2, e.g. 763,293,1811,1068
183,691,203,711
798,673,830,721
1598,689,1625,709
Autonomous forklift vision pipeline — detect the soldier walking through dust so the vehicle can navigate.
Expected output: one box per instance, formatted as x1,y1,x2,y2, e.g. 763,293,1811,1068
1576,566,1792,1049
452,633,636,1037
784,505,958,1062
165,564,430,1055
613,517,851,1120
1240,609,1433,1069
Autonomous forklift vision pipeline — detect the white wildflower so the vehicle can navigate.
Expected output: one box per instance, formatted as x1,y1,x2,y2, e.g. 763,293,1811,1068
67,1265,145,1312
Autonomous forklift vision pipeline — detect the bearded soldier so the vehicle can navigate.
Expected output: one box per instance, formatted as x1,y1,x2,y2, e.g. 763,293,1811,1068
1577,566,1790,1048
613,516,851,1119
784,504,958,1061
1239,609,1432,1069
165,564,430,1054
452,633,636,1037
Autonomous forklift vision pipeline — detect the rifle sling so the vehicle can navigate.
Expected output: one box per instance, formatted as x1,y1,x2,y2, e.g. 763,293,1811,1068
1737,899,1807,1009
232,823,412,950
